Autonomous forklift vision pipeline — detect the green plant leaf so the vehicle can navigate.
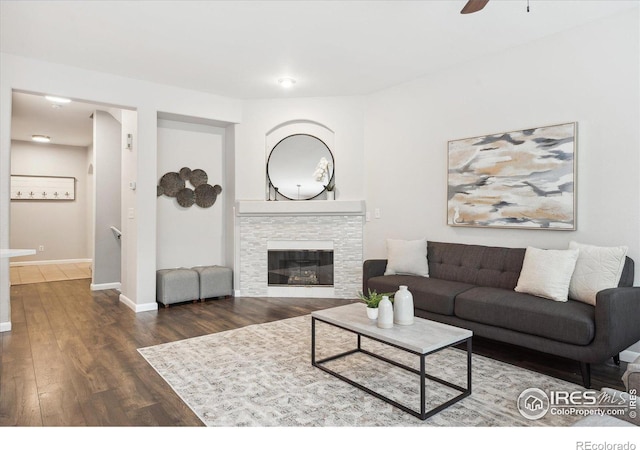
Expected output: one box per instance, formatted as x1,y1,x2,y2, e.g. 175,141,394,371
357,288,393,308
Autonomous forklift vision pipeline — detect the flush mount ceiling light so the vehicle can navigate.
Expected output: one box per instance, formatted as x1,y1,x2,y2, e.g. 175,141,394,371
31,135,51,143
45,95,72,104
278,77,296,88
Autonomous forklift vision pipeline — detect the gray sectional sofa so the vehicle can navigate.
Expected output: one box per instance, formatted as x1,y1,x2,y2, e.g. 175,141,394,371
363,241,640,388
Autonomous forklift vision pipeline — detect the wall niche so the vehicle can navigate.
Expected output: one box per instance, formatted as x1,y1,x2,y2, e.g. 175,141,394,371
156,112,229,270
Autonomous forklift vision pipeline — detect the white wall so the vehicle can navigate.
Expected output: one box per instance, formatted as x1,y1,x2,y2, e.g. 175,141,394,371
364,10,640,354
86,143,94,261
156,118,225,269
224,124,236,288
92,110,121,287
236,96,366,201
10,140,90,262
120,110,138,305
364,9,639,262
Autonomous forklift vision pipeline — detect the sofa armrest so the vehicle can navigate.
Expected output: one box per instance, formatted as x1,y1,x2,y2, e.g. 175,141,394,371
593,287,640,360
622,356,640,391
362,259,387,293
623,373,640,425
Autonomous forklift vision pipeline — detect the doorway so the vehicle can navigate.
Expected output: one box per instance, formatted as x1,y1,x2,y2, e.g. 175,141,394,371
9,90,128,290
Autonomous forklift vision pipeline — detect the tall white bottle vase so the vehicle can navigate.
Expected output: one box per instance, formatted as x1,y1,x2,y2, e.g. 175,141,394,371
377,296,394,329
394,285,414,325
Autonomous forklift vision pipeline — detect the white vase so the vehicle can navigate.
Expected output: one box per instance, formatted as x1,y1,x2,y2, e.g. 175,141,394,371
366,306,378,321
377,296,393,329
394,285,414,325
327,190,335,200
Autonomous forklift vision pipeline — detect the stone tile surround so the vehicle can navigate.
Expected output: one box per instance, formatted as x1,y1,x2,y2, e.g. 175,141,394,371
236,201,365,298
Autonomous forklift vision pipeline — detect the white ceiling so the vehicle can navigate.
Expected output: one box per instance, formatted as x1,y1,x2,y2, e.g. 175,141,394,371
10,92,96,147
3,0,638,147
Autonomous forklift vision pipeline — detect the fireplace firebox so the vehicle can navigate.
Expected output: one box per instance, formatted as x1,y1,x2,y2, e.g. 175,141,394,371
268,250,334,287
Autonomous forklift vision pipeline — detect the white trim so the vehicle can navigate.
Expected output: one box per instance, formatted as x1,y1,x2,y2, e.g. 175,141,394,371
234,289,241,297
267,240,334,250
90,282,121,291
10,258,92,267
620,350,640,363
119,293,158,313
0,321,11,332
236,200,366,216
119,293,135,311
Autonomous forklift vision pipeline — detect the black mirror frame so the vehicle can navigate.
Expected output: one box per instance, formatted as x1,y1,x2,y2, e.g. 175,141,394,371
266,133,335,201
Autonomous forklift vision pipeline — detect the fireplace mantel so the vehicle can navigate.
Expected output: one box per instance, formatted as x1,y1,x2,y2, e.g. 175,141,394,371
236,200,365,217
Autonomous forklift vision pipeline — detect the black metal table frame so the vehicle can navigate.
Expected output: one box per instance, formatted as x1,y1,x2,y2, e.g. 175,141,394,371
311,316,472,421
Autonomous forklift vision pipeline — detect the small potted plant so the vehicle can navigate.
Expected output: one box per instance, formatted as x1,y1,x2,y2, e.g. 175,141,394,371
358,289,393,321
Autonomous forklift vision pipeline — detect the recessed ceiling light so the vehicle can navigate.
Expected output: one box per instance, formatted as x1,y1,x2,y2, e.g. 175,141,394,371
45,95,71,104
31,135,51,143
278,77,296,88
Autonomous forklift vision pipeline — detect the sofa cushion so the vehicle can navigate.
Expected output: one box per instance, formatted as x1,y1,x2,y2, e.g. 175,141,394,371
367,275,475,316
454,287,595,345
384,238,429,277
568,241,629,306
427,241,525,290
515,247,579,302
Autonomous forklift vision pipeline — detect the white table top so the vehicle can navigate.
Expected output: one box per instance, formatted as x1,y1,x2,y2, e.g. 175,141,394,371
1,248,36,258
312,303,472,354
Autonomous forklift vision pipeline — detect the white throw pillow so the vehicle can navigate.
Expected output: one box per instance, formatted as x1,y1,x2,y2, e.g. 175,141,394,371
568,241,628,305
515,247,579,302
384,238,429,277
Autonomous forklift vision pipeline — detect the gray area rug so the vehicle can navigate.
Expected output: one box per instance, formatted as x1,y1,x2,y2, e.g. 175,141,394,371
138,315,584,427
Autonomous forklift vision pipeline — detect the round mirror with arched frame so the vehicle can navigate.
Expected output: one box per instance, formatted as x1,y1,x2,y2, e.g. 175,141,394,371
267,134,334,200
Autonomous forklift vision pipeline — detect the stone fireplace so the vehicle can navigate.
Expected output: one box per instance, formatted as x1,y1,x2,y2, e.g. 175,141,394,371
236,200,365,298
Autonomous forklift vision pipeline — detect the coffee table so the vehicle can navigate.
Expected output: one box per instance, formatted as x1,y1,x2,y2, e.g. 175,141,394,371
311,302,472,420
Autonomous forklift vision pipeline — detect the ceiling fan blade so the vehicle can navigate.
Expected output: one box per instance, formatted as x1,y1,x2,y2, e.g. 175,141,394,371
461,0,489,14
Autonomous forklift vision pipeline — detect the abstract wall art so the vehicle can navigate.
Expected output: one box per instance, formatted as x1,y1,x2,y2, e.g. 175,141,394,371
157,167,222,209
447,122,576,230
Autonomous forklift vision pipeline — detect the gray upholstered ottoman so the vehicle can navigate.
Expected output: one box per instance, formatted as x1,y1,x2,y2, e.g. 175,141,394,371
156,268,200,307
192,265,233,300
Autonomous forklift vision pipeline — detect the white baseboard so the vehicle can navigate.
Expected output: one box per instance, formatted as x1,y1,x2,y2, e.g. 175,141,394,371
10,258,92,267
0,321,11,333
234,289,241,297
620,350,639,363
119,293,134,311
119,293,158,313
91,282,121,291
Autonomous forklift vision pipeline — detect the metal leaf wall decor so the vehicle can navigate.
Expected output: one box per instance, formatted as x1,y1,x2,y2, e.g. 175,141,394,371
157,167,222,209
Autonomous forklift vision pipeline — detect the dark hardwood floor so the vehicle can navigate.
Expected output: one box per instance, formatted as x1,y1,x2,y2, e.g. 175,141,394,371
0,278,628,426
